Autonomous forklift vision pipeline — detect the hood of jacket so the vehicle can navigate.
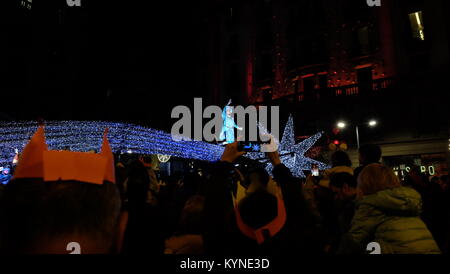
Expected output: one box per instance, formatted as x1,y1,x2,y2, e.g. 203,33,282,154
358,187,423,216
318,166,354,188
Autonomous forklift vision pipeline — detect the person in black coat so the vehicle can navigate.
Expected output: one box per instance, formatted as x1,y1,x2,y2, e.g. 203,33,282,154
203,142,326,255
120,159,165,254
353,144,382,179
328,172,358,253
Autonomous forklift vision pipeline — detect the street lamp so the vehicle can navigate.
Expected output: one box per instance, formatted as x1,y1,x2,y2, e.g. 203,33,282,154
337,120,378,149
337,122,346,129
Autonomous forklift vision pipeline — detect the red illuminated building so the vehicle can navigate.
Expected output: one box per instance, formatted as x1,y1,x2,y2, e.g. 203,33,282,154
205,0,449,175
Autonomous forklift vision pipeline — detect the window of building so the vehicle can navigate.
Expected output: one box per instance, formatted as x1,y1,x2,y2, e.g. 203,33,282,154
318,74,328,90
302,76,314,92
256,53,273,80
228,33,239,59
358,27,370,54
357,66,373,93
408,11,425,41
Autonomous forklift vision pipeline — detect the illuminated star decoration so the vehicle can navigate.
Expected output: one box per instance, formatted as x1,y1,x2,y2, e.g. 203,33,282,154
247,115,329,178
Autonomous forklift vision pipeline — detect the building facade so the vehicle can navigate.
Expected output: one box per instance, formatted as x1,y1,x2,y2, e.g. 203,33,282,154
207,0,450,175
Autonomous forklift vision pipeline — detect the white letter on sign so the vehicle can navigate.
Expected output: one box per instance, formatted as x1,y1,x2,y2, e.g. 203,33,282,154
366,0,381,7
67,0,81,7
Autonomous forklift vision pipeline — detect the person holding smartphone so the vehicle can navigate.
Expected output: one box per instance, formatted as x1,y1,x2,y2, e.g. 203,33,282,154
302,151,354,252
203,141,326,255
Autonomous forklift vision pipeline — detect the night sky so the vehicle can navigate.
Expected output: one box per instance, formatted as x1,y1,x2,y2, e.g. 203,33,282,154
1,0,449,137
1,1,213,131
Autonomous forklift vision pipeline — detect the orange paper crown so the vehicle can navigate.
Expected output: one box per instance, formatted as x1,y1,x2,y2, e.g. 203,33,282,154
233,189,287,245
13,126,116,185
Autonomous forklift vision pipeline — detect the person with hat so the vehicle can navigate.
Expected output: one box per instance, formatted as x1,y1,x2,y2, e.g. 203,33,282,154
0,127,126,254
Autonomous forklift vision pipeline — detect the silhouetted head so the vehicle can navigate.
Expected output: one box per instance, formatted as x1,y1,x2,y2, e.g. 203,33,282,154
358,144,382,165
179,195,205,234
126,159,151,205
330,172,357,200
238,190,277,230
331,151,352,168
0,179,121,254
0,126,123,254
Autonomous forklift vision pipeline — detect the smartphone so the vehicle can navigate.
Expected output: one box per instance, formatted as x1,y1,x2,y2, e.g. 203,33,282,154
237,141,269,152
311,164,319,177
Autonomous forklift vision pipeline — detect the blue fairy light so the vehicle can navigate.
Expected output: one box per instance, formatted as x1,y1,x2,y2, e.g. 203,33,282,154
0,117,328,178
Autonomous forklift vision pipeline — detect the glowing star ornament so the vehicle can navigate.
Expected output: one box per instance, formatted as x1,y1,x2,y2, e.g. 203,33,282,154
248,115,329,178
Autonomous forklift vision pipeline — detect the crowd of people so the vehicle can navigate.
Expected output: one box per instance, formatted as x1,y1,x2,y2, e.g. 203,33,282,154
0,127,448,254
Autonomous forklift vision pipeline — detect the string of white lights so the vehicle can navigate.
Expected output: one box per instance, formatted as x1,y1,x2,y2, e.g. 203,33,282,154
0,121,225,166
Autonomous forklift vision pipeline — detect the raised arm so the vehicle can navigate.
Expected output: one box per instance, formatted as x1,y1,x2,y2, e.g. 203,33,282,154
267,150,328,253
203,142,245,254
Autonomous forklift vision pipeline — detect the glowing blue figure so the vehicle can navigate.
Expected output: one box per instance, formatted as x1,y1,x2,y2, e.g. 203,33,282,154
219,100,242,144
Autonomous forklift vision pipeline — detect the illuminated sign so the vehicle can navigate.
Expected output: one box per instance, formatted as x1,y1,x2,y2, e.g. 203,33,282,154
366,0,381,7
404,165,436,176
67,0,81,7
20,0,32,10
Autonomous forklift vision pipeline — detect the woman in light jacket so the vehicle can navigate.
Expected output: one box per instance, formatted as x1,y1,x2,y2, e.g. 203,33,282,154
339,164,440,254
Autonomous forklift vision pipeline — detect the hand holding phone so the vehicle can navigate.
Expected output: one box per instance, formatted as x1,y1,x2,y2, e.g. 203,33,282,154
221,142,246,163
